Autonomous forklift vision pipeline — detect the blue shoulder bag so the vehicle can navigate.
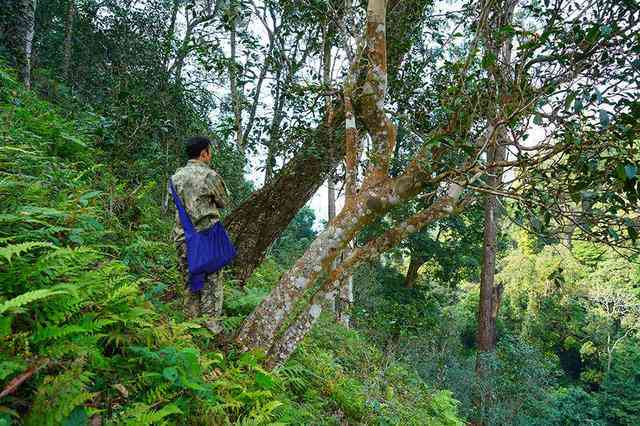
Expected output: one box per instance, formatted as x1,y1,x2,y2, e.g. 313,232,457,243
170,180,237,293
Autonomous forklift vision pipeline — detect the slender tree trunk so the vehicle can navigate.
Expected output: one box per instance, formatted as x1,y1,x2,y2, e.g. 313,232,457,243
327,179,337,220
163,0,180,71
264,69,282,184
2,0,37,88
405,255,425,288
324,19,337,223
476,137,506,355
264,144,276,183
229,13,244,150
62,0,75,82
474,130,506,426
475,0,517,379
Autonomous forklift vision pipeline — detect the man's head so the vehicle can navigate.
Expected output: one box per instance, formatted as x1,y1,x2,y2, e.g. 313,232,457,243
185,136,214,162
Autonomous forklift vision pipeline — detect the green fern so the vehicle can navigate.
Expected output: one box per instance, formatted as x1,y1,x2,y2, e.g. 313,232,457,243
275,364,312,394
24,360,95,426
117,403,182,426
0,241,55,263
0,288,69,315
143,383,177,406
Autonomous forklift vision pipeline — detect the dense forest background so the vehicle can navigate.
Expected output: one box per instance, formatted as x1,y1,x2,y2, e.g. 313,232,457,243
1,0,639,425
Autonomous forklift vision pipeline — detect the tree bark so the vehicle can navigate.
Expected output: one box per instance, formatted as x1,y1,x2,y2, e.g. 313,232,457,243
475,0,516,362
337,274,353,326
324,18,337,224
405,255,426,288
224,102,346,284
229,12,244,150
2,0,36,88
476,134,506,355
62,0,75,82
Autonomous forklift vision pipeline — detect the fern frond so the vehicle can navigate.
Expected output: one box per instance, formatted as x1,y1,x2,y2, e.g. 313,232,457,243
118,402,182,426
24,360,94,426
274,364,312,394
0,241,55,263
0,288,69,315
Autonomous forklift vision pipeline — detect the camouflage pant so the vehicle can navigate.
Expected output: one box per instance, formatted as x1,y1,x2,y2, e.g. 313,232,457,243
176,244,223,334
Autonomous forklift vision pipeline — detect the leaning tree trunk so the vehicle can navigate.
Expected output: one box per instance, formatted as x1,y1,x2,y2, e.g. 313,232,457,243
224,0,429,285
404,255,426,288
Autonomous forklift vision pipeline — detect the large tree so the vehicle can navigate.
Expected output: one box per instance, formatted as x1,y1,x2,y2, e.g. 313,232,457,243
234,0,640,367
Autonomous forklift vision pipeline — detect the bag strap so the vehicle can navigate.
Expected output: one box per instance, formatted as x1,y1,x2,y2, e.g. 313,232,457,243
169,179,195,234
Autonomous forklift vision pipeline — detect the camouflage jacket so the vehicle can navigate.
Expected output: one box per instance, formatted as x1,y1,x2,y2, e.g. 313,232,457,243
171,159,229,244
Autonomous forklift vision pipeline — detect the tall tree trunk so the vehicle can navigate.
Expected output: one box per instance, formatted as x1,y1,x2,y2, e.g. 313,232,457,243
327,178,336,221
475,0,516,375
62,0,75,82
229,12,244,151
474,132,506,425
324,18,337,223
163,0,180,71
476,200,500,353
264,68,282,184
224,0,431,285
476,131,506,353
2,0,36,88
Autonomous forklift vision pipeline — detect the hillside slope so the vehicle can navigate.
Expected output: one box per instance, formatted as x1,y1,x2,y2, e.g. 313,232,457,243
0,68,463,425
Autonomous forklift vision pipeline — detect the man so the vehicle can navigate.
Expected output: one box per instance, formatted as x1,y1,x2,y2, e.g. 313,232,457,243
172,135,229,334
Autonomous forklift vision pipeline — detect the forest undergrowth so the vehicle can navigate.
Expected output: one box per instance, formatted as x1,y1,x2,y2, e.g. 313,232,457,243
0,67,463,425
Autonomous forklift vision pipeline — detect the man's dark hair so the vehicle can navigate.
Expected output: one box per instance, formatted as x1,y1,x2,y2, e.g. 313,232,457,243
185,136,212,159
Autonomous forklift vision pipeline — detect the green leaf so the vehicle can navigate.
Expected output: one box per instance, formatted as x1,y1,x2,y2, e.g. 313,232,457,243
530,215,542,231
239,352,258,368
481,51,497,69
60,133,87,149
564,93,576,111
255,372,275,390
79,191,102,207
162,367,179,383
0,316,13,337
62,407,88,426
0,241,55,263
0,289,69,315
570,191,581,203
